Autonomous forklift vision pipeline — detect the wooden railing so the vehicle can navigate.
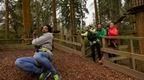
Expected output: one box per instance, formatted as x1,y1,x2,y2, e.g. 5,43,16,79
53,34,85,55
0,39,22,44
1,35,143,80
102,36,144,80
129,0,144,8
54,35,144,80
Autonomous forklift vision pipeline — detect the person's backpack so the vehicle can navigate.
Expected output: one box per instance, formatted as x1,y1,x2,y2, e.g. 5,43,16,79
87,31,97,42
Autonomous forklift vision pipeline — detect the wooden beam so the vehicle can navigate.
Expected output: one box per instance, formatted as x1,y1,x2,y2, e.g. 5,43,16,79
131,54,144,61
128,5,144,14
102,48,144,61
103,60,144,80
110,56,129,61
104,36,144,40
101,48,131,56
54,38,81,47
54,42,83,56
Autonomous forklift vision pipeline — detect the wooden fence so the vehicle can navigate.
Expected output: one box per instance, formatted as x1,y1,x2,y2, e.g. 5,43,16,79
1,35,144,80
130,0,144,8
102,36,144,80
54,35,144,80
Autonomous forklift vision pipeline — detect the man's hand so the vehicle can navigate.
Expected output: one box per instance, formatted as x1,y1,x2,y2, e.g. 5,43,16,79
32,30,38,38
53,30,60,33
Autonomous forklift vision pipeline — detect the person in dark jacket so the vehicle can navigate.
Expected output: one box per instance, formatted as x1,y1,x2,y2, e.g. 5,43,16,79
84,24,106,63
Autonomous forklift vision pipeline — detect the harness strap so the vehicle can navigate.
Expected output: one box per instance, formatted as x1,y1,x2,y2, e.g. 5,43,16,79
39,47,49,52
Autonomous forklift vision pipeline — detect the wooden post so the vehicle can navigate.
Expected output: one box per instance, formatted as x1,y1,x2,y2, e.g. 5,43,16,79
80,36,85,55
130,39,136,70
102,37,106,48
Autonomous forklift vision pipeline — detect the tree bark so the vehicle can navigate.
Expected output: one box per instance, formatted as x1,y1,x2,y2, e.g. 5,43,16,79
22,0,32,39
52,0,57,31
94,0,99,24
135,12,144,54
69,0,76,41
5,0,9,39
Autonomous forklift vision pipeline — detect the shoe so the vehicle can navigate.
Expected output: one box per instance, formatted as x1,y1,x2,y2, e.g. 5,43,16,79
39,71,51,80
53,74,60,80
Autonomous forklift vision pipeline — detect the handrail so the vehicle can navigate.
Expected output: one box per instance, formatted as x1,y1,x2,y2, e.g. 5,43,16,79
53,35,144,80
101,48,144,61
0,39,22,40
54,38,81,47
104,36,144,40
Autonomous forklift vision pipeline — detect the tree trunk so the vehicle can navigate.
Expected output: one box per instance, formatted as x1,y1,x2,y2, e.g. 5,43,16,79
22,0,32,39
36,1,40,28
97,0,102,23
52,0,57,31
69,0,76,41
131,0,144,54
135,12,144,54
5,0,9,39
94,0,99,24
103,0,120,22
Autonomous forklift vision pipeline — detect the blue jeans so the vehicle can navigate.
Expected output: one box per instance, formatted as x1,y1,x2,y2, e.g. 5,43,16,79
15,51,57,75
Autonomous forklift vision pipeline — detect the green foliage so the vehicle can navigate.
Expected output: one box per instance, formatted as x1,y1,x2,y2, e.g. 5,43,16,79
2,0,53,39
58,0,88,28
0,30,21,39
30,0,52,29
98,0,122,24
58,0,70,28
2,0,23,38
